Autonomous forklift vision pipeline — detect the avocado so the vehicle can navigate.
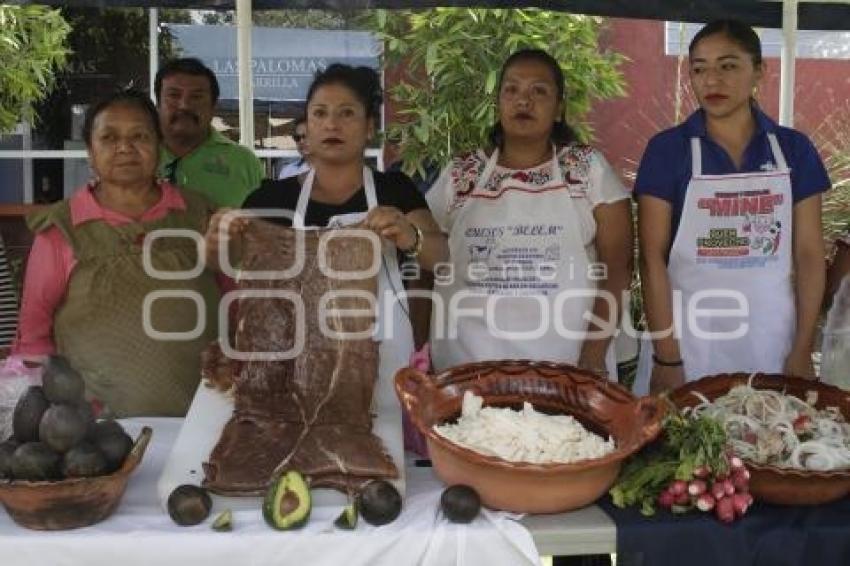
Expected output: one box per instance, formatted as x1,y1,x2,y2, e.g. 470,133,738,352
0,439,19,479
167,484,212,526
10,442,61,481
93,419,126,440
76,401,97,440
440,484,481,523
334,502,358,530
12,386,49,443
357,480,402,526
62,443,108,478
93,424,133,472
42,355,85,404
262,470,311,530
39,404,88,453
211,509,233,532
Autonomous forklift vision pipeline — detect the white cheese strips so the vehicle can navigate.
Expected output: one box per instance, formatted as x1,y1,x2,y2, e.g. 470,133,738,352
434,391,616,464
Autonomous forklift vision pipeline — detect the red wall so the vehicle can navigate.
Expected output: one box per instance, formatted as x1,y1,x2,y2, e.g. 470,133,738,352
589,19,850,187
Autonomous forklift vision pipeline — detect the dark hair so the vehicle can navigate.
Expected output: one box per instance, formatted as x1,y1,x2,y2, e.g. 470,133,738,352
83,89,162,147
689,19,763,67
293,115,307,129
306,64,382,120
489,49,577,149
154,57,220,104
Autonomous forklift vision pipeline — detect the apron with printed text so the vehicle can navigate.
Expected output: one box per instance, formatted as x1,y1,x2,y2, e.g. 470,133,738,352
634,134,795,395
431,148,617,377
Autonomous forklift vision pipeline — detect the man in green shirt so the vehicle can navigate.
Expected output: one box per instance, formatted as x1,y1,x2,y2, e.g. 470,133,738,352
155,58,264,207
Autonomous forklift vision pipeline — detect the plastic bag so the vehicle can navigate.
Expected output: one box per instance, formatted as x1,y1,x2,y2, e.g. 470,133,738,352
822,276,850,389
0,357,43,440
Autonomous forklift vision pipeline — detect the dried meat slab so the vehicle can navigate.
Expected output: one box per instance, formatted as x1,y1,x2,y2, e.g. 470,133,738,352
203,220,398,495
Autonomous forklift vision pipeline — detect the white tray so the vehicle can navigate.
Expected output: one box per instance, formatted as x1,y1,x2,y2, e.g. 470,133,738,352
157,377,405,511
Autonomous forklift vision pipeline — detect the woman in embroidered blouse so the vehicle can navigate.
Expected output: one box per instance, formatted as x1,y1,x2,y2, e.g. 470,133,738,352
14,90,219,417
426,49,632,377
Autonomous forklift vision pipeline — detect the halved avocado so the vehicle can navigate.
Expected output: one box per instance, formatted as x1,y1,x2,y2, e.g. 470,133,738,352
262,470,311,530
212,509,233,532
334,502,358,530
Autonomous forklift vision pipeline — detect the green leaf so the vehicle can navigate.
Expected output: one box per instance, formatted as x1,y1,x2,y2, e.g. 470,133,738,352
484,69,497,95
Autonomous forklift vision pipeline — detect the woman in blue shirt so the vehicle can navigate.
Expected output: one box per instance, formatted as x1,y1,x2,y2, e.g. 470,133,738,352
635,19,830,395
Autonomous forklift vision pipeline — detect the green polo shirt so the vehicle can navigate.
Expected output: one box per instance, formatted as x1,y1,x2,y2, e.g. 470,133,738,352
160,130,264,208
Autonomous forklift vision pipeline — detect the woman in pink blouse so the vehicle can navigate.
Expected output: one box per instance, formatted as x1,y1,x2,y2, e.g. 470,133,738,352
14,90,220,417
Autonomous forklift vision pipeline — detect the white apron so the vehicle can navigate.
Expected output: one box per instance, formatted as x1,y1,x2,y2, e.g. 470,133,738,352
634,134,795,395
431,148,617,377
294,167,415,411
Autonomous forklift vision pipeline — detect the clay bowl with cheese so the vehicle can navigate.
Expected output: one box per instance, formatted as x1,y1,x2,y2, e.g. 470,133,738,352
395,360,664,514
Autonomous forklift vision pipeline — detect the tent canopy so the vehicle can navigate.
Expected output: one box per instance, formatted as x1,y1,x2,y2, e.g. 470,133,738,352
28,0,850,31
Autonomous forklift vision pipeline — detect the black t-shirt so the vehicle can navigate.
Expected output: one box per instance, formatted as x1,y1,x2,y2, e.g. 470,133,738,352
243,169,428,227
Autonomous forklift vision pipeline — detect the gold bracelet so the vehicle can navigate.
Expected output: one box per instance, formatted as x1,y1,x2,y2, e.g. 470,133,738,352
405,224,424,258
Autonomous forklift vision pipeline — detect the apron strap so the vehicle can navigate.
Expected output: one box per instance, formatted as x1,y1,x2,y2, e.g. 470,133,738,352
691,137,703,178
363,166,378,209
292,168,315,229
767,133,790,173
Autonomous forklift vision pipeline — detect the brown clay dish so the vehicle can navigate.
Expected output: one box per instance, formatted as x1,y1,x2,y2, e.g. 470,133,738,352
0,426,152,530
396,360,664,514
670,373,850,506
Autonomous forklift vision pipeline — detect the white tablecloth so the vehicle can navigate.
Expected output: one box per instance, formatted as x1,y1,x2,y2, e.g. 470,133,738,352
0,418,543,566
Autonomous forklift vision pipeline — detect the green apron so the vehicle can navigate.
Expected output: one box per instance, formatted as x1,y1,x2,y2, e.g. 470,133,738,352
28,188,220,416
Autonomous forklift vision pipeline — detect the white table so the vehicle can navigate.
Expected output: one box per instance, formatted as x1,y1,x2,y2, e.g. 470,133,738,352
0,418,615,564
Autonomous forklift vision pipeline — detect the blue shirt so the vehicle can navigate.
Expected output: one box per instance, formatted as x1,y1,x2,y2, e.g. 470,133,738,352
634,107,830,241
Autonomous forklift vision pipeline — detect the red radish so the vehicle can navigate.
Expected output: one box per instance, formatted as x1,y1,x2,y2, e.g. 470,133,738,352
657,490,675,509
688,479,707,496
674,492,690,506
715,496,735,524
696,493,716,512
711,482,726,500
729,455,745,470
793,414,812,434
693,465,711,479
732,471,750,493
732,492,751,516
723,479,735,496
669,480,688,496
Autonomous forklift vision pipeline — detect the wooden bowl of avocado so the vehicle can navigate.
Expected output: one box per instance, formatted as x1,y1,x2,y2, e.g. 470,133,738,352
0,426,152,530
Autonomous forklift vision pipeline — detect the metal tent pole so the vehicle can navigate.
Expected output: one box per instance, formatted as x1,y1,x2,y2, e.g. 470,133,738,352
149,8,158,103
236,0,254,148
779,0,799,126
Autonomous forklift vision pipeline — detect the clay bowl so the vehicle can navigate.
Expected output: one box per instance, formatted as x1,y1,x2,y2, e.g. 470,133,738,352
395,360,664,514
670,373,850,505
0,427,152,530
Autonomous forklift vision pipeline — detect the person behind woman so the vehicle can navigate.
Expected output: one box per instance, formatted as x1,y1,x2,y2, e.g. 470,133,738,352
207,64,446,392
426,48,633,377
635,20,829,395
14,89,220,416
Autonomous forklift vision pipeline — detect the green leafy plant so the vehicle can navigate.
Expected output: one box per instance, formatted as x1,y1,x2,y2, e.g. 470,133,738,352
0,6,70,134
365,9,626,176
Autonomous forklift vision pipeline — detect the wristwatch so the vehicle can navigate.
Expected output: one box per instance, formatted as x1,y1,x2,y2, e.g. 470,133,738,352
405,223,424,258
